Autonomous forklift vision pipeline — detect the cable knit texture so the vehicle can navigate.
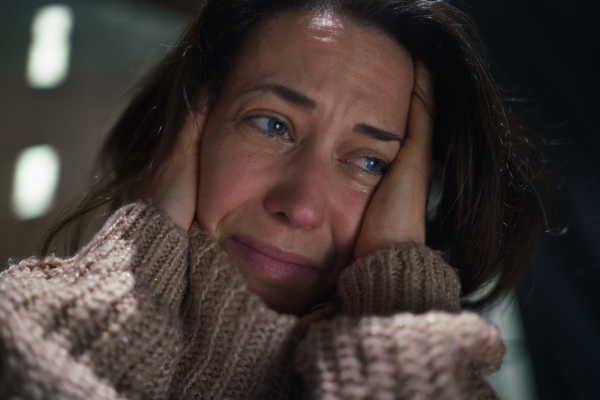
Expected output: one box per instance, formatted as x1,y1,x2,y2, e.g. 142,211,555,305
0,202,504,399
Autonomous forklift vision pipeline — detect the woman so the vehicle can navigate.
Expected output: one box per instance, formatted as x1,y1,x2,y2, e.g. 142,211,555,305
0,0,549,398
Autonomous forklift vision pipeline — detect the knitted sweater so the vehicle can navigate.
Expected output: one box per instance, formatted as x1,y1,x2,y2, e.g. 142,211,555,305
0,202,504,399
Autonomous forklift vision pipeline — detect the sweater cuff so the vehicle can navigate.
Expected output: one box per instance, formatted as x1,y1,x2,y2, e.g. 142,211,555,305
295,311,504,400
73,201,188,310
338,243,461,317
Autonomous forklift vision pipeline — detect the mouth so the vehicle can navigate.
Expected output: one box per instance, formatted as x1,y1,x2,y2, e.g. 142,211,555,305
227,234,318,283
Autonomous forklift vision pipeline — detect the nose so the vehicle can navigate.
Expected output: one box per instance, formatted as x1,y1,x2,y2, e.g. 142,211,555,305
264,152,330,230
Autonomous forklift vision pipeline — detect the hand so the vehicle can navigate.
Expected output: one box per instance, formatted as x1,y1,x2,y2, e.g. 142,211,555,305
354,63,435,258
133,109,206,230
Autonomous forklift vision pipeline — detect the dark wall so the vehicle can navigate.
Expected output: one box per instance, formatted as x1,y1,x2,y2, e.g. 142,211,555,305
463,1,600,398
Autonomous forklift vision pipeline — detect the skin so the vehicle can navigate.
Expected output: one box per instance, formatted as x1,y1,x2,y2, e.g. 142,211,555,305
140,11,435,314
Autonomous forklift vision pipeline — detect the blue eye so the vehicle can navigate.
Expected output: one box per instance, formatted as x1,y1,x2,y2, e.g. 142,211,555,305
363,158,386,174
347,155,388,177
266,118,288,136
248,116,289,136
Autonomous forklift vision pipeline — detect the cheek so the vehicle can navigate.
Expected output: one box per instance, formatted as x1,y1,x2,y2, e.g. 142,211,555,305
195,141,273,235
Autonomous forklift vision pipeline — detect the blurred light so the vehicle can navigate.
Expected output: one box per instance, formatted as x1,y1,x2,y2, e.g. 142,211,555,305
486,292,538,400
11,145,61,220
26,4,74,89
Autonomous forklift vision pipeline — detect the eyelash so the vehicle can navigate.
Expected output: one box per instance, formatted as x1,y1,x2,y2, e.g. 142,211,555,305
243,114,389,177
349,157,389,176
244,115,292,140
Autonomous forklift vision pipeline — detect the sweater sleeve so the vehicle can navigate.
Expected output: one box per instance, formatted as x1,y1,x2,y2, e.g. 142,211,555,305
338,243,461,316
0,202,189,400
295,311,504,400
294,243,504,399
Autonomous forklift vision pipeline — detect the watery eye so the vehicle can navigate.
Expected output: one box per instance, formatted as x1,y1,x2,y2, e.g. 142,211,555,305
244,115,288,137
245,115,292,141
266,118,288,136
363,158,385,174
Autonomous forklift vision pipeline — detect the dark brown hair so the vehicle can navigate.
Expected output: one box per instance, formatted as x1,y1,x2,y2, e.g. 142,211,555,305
43,0,551,308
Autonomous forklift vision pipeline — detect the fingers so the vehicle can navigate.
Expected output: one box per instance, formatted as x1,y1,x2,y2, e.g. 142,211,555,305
412,63,436,123
353,63,436,257
397,62,435,179
134,106,207,230
173,108,206,162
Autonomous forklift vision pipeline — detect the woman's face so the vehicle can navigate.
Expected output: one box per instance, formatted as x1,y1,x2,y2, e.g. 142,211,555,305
196,11,414,313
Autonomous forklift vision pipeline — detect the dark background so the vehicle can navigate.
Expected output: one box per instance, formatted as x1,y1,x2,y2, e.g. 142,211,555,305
1,1,598,398
466,0,600,398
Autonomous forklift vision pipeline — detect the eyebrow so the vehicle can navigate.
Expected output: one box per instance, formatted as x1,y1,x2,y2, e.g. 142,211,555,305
353,124,403,143
246,83,317,110
245,83,402,143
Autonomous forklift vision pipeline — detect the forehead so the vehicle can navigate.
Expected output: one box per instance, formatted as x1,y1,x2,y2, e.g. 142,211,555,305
225,11,414,110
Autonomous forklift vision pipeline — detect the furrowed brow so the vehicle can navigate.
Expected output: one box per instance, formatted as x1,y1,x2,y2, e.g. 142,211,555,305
242,85,401,142
353,123,403,143
245,84,317,110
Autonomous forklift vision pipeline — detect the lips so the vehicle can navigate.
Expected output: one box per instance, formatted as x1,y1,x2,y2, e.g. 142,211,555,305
227,234,318,282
